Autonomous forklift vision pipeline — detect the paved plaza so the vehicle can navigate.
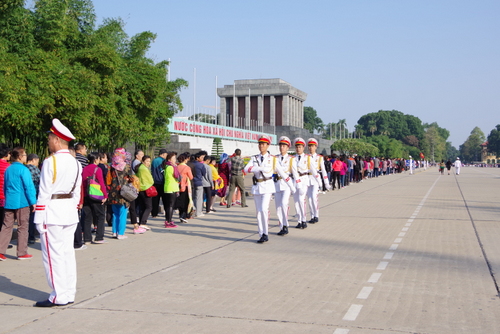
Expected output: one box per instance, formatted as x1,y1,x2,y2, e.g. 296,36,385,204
1,166,500,333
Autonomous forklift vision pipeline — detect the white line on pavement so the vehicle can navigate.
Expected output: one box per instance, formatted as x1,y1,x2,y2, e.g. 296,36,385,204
398,232,406,237
368,272,382,283
383,252,394,260
357,286,374,299
402,227,409,231
389,244,398,250
407,219,414,223
377,261,389,270
333,328,350,334
394,238,403,243
405,223,412,226
343,304,363,321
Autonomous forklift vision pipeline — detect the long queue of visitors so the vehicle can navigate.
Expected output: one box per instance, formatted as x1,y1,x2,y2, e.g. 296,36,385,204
0,134,421,260
1,118,433,307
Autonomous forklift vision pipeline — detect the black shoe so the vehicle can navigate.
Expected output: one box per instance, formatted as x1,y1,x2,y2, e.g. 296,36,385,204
277,226,288,236
227,204,231,208
242,204,248,207
295,223,303,229
301,221,308,229
7,244,13,249
35,299,68,307
257,234,268,243
308,218,316,224
311,217,318,224
28,239,35,245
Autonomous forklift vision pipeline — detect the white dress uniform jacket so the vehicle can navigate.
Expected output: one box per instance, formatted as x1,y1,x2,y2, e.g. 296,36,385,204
308,153,331,190
275,153,295,192
35,150,82,226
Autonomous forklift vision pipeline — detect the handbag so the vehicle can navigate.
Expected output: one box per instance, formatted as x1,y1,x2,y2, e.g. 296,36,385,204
117,170,138,202
145,185,158,197
88,167,105,201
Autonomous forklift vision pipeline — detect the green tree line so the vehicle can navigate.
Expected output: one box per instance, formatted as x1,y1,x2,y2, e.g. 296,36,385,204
0,0,187,156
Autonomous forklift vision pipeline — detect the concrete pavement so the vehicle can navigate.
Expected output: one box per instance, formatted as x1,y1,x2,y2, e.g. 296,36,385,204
1,166,500,333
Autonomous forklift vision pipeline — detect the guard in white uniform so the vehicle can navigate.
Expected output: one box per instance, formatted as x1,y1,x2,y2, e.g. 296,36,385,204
244,135,295,243
34,119,82,307
292,137,321,229
274,136,295,236
307,138,331,224
454,157,461,175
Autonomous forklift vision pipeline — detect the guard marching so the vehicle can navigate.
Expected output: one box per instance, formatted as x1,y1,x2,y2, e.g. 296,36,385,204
307,138,331,223
34,119,82,307
274,136,295,236
291,137,321,229
244,135,294,243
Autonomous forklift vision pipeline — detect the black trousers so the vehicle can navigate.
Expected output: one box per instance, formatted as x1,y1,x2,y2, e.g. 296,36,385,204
82,198,105,242
164,193,177,223
151,184,164,217
137,191,152,225
203,186,213,213
176,191,189,219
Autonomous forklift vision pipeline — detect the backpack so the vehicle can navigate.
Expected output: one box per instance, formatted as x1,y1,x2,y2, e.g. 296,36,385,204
152,160,165,184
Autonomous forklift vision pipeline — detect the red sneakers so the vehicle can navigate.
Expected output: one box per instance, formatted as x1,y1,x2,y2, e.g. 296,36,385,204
18,254,33,260
0,254,6,261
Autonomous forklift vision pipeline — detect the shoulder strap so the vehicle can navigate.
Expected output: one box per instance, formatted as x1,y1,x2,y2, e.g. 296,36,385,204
52,155,57,184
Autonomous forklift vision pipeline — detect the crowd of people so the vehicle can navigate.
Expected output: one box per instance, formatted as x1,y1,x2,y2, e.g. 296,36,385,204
1,118,461,307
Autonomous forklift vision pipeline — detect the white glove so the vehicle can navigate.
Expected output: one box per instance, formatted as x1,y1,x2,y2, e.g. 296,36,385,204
36,224,48,235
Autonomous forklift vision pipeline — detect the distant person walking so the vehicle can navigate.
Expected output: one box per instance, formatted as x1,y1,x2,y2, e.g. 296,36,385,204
226,149,247,208
454,157,462,175
445,160,452,175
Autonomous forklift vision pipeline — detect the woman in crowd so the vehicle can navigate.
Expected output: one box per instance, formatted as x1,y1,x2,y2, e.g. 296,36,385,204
134,155,154,233
0,147,36,260
217,153,230,206
332,156,343,190
163,152,180,228
81,152,108,244
176,153,194,223
209,157,223,212
106,148,134,239
339,156,348,188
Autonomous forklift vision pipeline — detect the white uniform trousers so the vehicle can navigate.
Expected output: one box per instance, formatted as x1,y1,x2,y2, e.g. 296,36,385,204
275,188,291,228
455,166,461,175
40,223,78,304
307,183,319,219
254,193,272,236
293,187,307,223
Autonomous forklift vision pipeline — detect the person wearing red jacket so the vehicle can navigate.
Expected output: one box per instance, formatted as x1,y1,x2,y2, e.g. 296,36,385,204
0,144,10,233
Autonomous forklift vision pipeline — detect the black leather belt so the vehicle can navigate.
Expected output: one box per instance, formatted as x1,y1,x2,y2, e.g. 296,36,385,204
51,194,74,199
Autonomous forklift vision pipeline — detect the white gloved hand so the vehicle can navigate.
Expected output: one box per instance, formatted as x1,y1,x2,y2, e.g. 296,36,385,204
36,224,48,235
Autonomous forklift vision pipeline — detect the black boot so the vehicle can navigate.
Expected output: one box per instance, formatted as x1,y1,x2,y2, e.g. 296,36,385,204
301,221,308,229
295,222,303,229
257,234,268,243
277,226,289,236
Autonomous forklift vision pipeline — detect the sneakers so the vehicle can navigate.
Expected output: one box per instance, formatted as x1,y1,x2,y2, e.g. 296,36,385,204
117,235,128,240
112,233,117,238
141,225,151,230
179,218,188,224
133,227,147,234
92,240,108,244
164,221,177,228
75,245,87,250
18,254,33,260
0,254,6,261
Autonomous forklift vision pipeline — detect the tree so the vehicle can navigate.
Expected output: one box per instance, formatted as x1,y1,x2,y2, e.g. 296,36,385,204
331,138,379,157
303,106,324,134
460,127,485,162
0,0,187,155
487,124,500,157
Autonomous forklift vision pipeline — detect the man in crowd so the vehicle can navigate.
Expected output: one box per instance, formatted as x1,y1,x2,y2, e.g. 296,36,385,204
75,142,88,168
0,143,10,233
192,151,207,217
26,153,41,244
226,149,247,208
454,157,462,175
34,118,82,307
151,149,167,217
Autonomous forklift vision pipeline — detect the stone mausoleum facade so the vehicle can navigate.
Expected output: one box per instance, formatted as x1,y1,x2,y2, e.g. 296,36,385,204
217,79,307,130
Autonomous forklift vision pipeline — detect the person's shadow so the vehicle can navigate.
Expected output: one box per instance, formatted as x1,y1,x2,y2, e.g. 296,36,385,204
0,275,48,302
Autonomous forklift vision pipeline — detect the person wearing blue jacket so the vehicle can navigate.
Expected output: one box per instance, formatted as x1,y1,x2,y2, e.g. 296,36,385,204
0,147,36,261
